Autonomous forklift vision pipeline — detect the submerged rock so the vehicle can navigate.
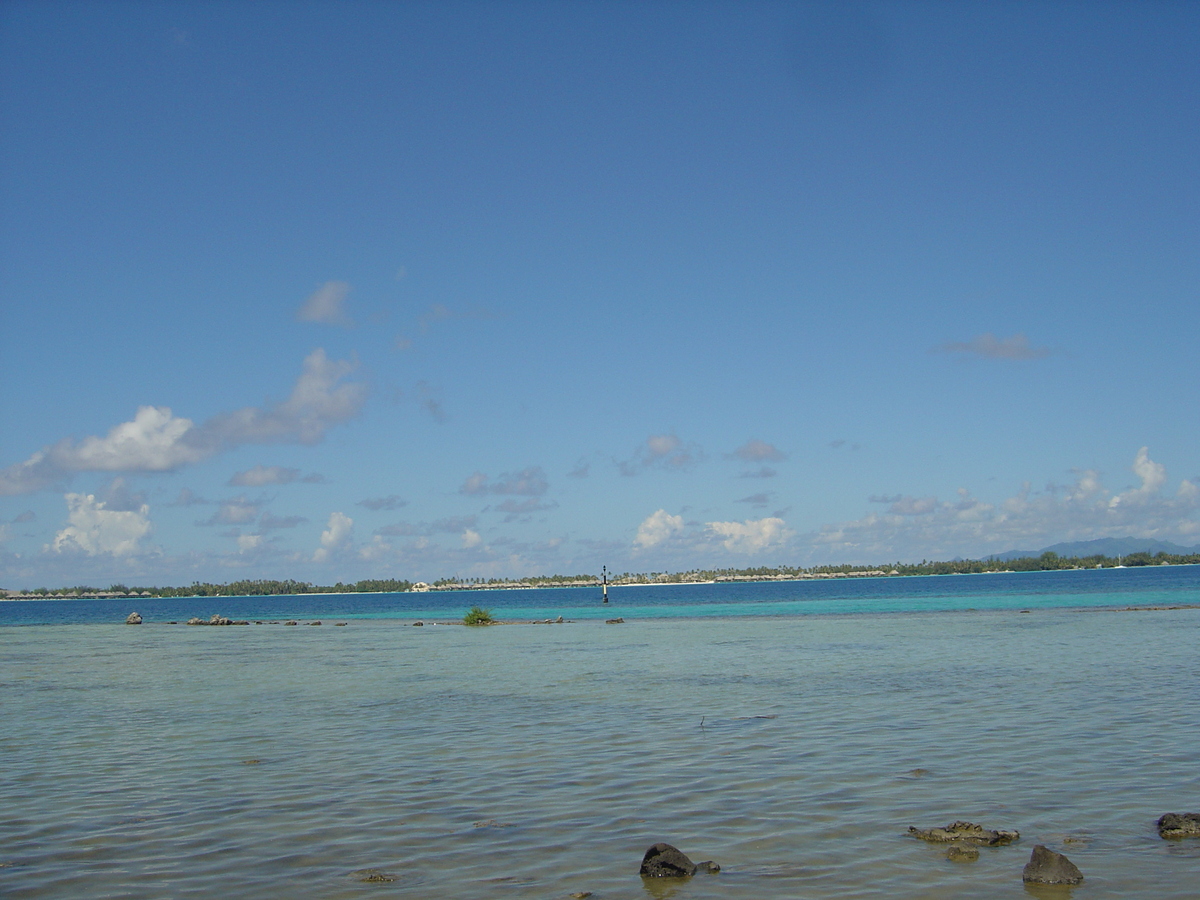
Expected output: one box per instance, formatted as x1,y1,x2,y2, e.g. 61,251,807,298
1157,813,1200,839
412,621,424,627
125,612,142,625
183,615,243,626
908,821,1019,846
640,843,696,877
350,868,397,883
1022,845,1083,885
639,843,719,878
946,844,979,862
605,617,625,624
284,620,298,626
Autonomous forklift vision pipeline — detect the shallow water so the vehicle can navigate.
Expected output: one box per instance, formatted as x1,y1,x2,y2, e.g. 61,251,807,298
2,604,1198,898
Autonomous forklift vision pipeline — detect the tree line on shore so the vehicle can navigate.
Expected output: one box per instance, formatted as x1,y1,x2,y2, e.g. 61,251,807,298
9,549,1199,599
9,577,413,599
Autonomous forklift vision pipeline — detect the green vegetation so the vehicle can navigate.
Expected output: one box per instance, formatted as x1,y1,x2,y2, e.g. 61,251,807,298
9,578,413,598
433,573,597,587
462,605,494,626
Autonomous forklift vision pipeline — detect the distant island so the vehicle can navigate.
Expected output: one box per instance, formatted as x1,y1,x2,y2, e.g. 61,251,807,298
3,538,1198,600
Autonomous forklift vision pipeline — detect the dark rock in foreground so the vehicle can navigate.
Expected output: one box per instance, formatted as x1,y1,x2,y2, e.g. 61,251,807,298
1022,844,1083,885
639,843,719,878
1157,812,1200,839
908,821,1019,845
606,617,625,624
125,612,142,625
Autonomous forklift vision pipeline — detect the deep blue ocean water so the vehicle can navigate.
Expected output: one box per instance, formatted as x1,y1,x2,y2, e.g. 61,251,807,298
2,564,1197,626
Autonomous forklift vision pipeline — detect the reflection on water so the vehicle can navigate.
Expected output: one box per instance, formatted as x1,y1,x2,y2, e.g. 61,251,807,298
1,607,1198,898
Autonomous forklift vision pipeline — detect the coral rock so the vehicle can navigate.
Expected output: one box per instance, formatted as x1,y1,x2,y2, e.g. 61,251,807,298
1157,813,1200,839
639,843,696,878
908,820,1019,845
1022,844,1083,885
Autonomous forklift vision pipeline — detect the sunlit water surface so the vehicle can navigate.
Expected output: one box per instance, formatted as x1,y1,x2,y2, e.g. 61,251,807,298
2,576,1199,898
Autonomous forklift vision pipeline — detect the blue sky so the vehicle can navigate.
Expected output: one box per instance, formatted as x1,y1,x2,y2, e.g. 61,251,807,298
2,1,1198,587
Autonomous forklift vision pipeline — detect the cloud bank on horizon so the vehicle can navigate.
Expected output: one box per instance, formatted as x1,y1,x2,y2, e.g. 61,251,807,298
1,2,1196,586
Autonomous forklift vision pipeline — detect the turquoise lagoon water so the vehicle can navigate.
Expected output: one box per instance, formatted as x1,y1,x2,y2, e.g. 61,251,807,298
1,567,1198,899
3,564,1199,627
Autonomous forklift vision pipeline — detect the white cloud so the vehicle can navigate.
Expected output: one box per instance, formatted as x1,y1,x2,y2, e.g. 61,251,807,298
100,477,148,512
376,515,478,537
618,434,701,475
229,465,301,487
415,380,446,422
492,468,550,496
736,492,772,507
635,509,684,548
204,497,260,526
706,517,792,553
313,511,353,562
740,466,778,479
1109,446,1166,507
811,448,1199,561
169,488,210,507
357,494,407,511
419,302,454,331
460,472,489,495
494,498,558,522
417,303,495,332
358,534,393,561
462,529,482,548
885,496,939,516
727,439,786,462
50,493,151,557
647,434,679,457
0,349,366,495
259,513,306,530
936,332,1052,360
460,467,549,497
201,348,365,446
297,281,351,324
237,534,263,552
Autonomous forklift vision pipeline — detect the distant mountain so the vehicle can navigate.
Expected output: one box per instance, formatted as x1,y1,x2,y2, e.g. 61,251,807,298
988,537,1200,562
